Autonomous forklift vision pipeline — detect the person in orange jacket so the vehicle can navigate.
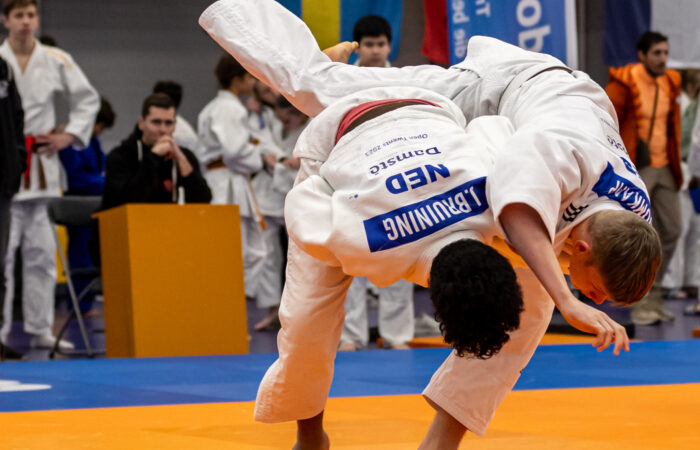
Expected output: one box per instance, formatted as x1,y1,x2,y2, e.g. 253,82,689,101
606,31,682,326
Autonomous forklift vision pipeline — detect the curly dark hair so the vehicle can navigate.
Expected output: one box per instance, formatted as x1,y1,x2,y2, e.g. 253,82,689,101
430,239,523,359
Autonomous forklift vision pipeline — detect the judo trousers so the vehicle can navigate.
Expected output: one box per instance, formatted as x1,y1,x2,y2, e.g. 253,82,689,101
1,200,56,341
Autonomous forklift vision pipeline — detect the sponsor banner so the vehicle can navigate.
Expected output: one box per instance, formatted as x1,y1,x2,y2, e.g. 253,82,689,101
439,0,577,67
364,177,488,252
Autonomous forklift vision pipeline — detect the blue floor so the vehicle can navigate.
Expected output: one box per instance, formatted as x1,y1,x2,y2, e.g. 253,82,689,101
2,340,700,413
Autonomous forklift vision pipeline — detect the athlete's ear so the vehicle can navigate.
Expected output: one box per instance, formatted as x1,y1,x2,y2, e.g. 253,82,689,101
572,239,592,257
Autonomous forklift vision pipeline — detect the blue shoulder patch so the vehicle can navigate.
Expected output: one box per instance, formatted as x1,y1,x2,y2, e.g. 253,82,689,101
592,163,651,222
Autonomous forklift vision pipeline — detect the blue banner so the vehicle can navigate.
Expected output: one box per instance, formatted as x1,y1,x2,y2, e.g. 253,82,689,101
342,0,404,63
363,177,488,252
603,0,650,67
447,0,576,66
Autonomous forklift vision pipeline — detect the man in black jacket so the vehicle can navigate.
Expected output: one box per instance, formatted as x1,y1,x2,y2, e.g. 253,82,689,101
0,55,25,360
101,93,211,210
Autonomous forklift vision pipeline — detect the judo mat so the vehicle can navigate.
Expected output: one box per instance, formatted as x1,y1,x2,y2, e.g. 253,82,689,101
2,339,699,449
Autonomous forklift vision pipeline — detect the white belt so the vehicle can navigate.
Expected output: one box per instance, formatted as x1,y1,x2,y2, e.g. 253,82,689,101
498,63,573,114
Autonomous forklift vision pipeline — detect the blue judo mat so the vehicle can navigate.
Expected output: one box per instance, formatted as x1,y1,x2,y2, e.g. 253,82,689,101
1,340,699,413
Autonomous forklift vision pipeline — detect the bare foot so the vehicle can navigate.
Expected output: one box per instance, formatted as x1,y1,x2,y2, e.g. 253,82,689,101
254,307,280,331
389,343,411,350
322,41,358,63
337,342,356,352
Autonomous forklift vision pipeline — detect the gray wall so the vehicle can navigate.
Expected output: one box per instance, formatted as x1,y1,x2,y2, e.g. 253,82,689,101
34,0,430,150
38,0,227,150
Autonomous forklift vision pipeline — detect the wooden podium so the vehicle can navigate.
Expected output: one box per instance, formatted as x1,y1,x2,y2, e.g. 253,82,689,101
95,204,248,357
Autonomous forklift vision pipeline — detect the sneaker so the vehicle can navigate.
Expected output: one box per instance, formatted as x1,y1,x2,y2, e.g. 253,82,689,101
388,343,411,350
0,343,25,361
414,313,441,336
630,308,662,326
683,302,700,316
655,305,675,322
29,334,75,351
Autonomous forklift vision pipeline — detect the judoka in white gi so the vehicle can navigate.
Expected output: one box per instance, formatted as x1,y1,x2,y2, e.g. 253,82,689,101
248,87,307,330
0,1,99,349
197,54,268,300
258,86,527,448
200,1,661,448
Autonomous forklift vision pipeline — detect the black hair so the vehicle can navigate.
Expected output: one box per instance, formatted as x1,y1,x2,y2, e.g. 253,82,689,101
141,93,175,118
429,239,523,359
215,53,248,90
152,80,183,109
276,95,292,109
637,31,668,54
353,15,392,43
3,0,37,16
96,96,116,128
39,35,57,47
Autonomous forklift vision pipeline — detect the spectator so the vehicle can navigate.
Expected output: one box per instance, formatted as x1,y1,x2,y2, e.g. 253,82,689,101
197,54,267,302
249,95,306,331
0,0,99,351
101,93,211,210
353,15,392,68
152,80,200,152
606,31,682,325
59,97,115,316
0,55,25,360
685,72,700,316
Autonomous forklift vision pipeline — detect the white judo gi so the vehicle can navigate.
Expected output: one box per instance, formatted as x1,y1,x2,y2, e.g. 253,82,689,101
0,40,98,342
254,86,510,424
173,114,200,155
249,107,302,309
200,0,653,435
197,90,268,299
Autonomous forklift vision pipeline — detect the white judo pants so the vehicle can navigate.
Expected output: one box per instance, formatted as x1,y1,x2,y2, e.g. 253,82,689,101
341,277,414,348
1,200,56,341
206,169,266,300
253,215,285,309
254,158,354,423
202,0,599,433
662,186,700,290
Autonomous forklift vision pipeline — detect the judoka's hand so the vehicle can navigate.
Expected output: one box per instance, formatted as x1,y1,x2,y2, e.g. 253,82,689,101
263,153,278,169
35,132,76,156
323,41,359,63
283,156,300,169
557,298,630,355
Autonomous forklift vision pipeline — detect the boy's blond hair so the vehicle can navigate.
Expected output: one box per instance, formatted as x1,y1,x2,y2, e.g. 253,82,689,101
588,210,661,305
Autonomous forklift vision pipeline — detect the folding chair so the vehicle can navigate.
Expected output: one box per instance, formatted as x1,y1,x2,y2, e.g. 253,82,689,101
47,196,104,358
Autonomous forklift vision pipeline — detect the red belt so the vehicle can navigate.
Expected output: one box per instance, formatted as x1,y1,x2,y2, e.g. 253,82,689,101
23,135,47,190
335,98,441,144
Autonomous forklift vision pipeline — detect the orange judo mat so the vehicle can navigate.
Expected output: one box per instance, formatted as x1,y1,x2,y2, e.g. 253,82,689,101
2,383,698,449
